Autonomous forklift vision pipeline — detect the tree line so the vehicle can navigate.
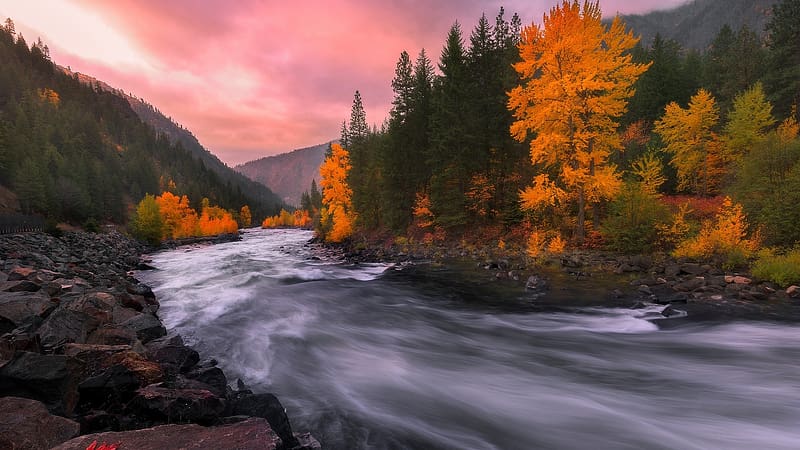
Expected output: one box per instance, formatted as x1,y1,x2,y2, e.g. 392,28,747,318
309,0,800,280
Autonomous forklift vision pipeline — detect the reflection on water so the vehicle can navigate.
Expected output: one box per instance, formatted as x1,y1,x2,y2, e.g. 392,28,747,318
139,229,800,450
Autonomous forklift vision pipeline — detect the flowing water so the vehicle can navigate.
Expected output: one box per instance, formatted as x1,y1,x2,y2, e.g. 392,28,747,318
138,229,800,450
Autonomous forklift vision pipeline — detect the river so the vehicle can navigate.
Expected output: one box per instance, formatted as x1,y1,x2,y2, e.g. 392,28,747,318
137,228,800,450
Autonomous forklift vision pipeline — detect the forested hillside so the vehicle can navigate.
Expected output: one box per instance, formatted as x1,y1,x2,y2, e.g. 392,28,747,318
236,142,329,206
621,0,773,50
309,0,800,284
0,20,283,226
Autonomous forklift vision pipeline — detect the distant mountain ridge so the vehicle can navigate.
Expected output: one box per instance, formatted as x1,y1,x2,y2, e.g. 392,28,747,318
621,0,774,50
60,66,285,217
236,143,330,207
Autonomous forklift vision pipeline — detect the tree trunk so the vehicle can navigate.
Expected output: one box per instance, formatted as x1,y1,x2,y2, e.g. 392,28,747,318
576,187,585,245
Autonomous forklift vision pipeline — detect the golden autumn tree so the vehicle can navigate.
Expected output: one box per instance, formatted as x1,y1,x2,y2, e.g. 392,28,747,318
319,143,355,242
508,0,650,243
239,205,252,228
654,89,724,196
155,191,198,239
197,199,239,236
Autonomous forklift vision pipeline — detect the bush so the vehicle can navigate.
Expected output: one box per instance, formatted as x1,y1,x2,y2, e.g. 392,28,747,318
752,248,800,287
673,197,759,269
602,182,669,253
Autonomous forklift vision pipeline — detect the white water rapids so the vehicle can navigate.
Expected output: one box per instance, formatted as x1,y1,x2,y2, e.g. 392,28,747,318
138,228,800,449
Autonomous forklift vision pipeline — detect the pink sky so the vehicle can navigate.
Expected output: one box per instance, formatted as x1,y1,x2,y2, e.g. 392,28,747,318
1,0,686,165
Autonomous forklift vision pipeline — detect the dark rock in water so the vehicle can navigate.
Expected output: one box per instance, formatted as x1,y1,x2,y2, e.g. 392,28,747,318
127,282,156,300
653,292,689,305
146,335,200,374
0,352,71,413
661,304,678,317
0,396,80,449
120,313,166,343
525,275,548,291
637,285,653,295
186,366,228,398
231,392,298,449
52,417,282,450
631,301,648,309
129,384,226,425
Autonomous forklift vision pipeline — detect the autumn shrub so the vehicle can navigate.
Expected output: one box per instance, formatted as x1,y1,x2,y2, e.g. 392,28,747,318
673,197,759,269
602,182,669,253
130,194,164,245
752,248,800,287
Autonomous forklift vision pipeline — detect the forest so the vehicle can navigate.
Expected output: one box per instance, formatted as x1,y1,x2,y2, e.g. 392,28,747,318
305,0,800,285
0,18,283,231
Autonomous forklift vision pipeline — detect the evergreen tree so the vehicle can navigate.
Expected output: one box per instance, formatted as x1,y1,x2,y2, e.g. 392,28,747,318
765,0,800,121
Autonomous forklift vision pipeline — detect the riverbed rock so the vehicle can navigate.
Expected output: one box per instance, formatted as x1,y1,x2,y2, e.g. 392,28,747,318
78,364,141,411
0,396,80,450
119,313,166,343
679,263,705,276
0,290,51,325
38,308,101,348
786,285,800,298
146,335,200,374
674,277,705,292
52,417,282,450
129,384,226,425
725,275,752,284
2,279,41,293
0,352,72,413
230,392,300,448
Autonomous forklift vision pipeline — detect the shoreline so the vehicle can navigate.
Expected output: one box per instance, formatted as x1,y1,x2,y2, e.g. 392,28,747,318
0,229,318,449
334,237,800,323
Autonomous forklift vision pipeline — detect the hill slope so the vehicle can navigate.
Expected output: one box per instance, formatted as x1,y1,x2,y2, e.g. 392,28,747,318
0,23,283,224
622,0,774,50
236,143,329,207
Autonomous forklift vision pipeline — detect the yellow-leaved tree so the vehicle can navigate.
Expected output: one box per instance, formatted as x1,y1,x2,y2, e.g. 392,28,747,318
508,0,650,243
654,89,724,196
319,143,356,242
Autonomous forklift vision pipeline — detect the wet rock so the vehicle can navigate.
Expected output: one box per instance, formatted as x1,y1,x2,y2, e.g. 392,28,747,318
129,384,226,425
52,417,281,450
107,351,164,386
0,396,80,450
664,264,681,278
525,275,548,291
739,290,767,301
231,392,298,448
146,335,200,374
7,267,37,281
680,263,705,275
120,313,166,343
186,366,228,398
786,285,800,298
637,285,652,295
653,292,689,305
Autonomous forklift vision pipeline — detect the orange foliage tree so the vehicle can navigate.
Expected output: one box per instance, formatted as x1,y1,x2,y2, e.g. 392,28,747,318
654,89,724,196
319,143,356,242
197,198,239,236
508,0,650,243
155,192,198,239
239,205,252,228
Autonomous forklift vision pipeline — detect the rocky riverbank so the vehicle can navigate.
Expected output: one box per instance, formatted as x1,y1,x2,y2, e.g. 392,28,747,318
0,230,318,449
338,239,800,322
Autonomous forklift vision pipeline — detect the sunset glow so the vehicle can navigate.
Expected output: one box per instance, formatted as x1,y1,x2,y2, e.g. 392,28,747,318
0,0,686,165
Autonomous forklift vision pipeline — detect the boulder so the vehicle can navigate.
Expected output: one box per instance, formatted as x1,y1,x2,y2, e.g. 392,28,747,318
0,352,71,413
146,335,200,374
679,263,705,275
51,417,281,450
7,267,37,281
725,275,752,285
120,313,166,343
2,280,41,293
186,366,228,398
231,392,298,448
38,308,101,347
78,364,141,410
0,290,51,325
786,285,800,298
128,384,226,425
0,396,80,450
88,326,142,347
673,277,705,292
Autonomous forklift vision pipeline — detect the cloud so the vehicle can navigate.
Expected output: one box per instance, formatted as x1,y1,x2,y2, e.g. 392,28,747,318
4,0,687,165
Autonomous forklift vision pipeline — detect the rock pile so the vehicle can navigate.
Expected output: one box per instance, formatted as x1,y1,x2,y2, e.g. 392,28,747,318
0,230,318,449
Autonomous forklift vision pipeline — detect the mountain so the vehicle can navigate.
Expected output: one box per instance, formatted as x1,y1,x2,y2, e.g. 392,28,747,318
0,23,283,224
621,0,774,50
61,68,285,220
236,143,330,207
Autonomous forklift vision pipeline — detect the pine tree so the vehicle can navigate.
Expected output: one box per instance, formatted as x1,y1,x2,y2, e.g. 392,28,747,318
765,0,800,121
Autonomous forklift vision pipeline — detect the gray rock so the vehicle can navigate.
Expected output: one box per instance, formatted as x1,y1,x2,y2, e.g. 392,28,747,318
0,396,80,450
120,313,166,343
51,417,281,450
674,277,705,292
0,352,71,413
0,290,51,325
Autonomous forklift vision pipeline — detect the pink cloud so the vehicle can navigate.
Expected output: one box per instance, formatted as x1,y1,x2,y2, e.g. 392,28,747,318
16,0,687,165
